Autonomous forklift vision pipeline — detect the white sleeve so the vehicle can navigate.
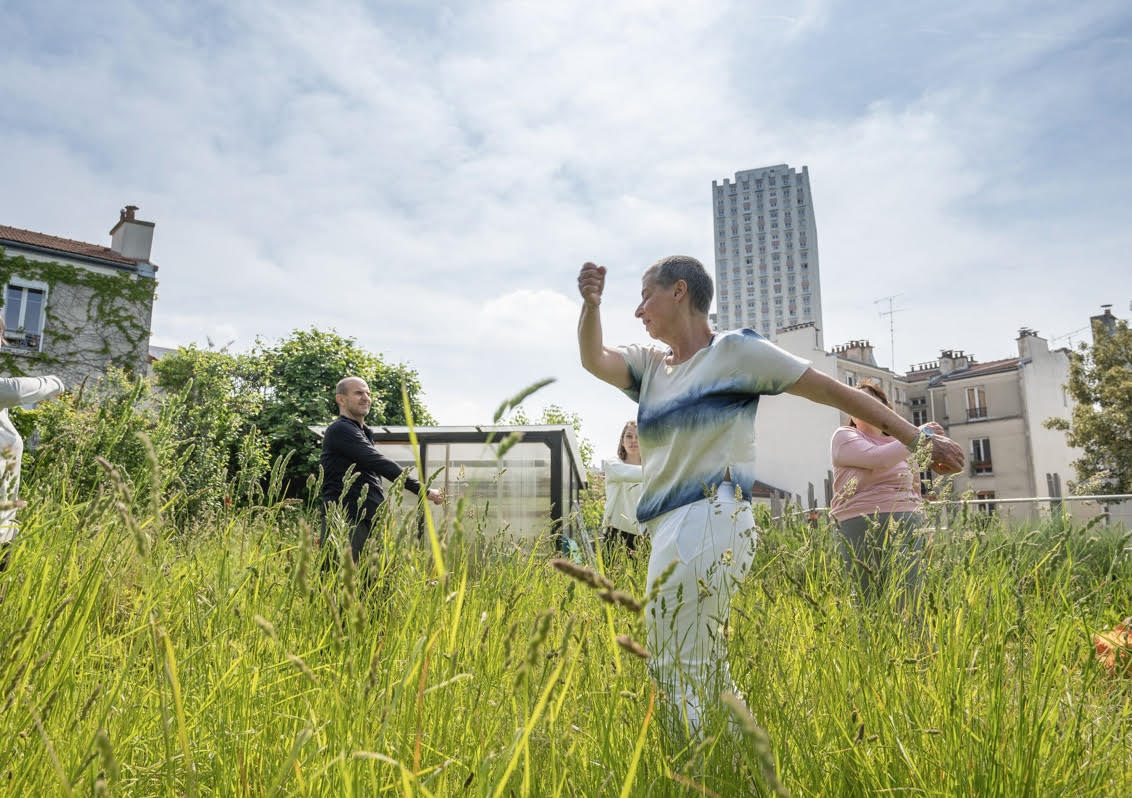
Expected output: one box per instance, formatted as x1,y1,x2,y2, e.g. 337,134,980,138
0,375,65,409
731,331,810,395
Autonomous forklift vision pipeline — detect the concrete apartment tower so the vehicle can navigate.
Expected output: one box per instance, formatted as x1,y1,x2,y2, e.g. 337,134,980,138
711,164,822,343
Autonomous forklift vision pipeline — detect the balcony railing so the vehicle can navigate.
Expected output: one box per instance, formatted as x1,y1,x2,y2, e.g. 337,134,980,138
1,331,41,352
971,460,993,476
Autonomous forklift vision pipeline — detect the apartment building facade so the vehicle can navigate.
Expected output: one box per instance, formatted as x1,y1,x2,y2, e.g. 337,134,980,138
903,330,1078,518
711,164,822,340
752,326,1079,519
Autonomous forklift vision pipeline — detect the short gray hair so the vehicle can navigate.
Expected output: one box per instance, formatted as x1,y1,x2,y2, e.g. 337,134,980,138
643,255,713,315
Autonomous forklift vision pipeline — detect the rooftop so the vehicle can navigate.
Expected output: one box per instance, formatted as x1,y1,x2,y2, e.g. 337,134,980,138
0,223,140,267
905,356,1021,384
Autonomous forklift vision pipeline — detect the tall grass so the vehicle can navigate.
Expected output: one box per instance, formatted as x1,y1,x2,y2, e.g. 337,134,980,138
2,448,1132,795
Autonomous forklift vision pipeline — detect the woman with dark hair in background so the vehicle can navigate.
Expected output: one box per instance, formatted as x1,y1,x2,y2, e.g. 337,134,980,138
602,420,643,552
830,379,941,609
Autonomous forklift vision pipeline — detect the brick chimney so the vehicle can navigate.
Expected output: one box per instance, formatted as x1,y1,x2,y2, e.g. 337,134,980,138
833,339,877,366
1091,304,1117,337
938,349,971,376
109,205,155,262
1016,327,1049,359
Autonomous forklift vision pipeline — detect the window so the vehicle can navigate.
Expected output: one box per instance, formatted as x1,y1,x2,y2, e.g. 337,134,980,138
971,438,992,475
4,280,48,352
911,397,928,425
966,387,987,420
975,490,996,515
845,372,857,387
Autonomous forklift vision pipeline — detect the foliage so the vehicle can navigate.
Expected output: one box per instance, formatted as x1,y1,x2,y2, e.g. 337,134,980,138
3,466,1132,795
250,328,433,495
17,369,164,504
1046,315,1132,493
152,344,272,512
0,248,154,377
18,330,433,518
19,364,268,522
506,402,595,470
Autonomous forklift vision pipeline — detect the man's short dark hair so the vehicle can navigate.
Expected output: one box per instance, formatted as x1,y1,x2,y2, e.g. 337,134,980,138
643,255,713,315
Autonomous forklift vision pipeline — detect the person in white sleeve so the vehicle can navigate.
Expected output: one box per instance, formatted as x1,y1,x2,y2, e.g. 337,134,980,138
602,420,644,553
576,255,964,740
0,315,65,560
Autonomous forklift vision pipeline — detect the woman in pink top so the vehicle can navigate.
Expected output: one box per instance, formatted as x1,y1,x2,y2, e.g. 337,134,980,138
830,381,939,607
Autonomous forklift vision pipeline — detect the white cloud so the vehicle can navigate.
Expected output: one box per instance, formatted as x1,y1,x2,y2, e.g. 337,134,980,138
1,0,1130,461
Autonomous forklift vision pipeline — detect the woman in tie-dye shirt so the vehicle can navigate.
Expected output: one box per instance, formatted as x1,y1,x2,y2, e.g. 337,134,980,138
576,255,963,739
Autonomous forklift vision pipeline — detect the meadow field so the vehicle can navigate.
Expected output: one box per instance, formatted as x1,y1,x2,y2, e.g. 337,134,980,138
3,452,1132,796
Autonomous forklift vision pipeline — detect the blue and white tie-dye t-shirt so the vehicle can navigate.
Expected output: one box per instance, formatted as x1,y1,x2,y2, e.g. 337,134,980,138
619,328,810,523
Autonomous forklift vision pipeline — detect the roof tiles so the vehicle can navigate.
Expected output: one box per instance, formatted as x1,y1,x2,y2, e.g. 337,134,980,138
0,223,138,266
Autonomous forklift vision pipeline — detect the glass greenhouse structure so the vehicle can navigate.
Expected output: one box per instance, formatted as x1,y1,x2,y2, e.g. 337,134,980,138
312,424,590,547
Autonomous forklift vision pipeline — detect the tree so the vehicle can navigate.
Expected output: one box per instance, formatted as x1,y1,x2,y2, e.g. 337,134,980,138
252,328,434,495
152,345,270,510
506,403,595,470
1046,315,1132,493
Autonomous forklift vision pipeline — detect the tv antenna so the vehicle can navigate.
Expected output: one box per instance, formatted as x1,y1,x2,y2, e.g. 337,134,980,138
875,295,907,372
1051,325,1090,348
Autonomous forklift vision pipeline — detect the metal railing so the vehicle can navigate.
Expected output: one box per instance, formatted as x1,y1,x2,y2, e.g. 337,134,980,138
771,494,1132,526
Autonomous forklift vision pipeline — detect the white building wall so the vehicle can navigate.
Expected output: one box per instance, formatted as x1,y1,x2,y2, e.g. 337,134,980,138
753,324,839,505
1017,333,1079,494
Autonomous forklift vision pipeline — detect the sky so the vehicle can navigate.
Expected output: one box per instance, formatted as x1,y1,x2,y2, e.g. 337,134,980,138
1,0,1130,463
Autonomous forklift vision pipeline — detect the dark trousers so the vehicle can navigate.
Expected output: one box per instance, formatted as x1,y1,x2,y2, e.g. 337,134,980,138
603,526,640,553
835,512,924,609
320,503,379,565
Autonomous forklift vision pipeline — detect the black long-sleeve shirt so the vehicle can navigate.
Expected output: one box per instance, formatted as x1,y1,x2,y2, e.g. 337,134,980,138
320,416,422,522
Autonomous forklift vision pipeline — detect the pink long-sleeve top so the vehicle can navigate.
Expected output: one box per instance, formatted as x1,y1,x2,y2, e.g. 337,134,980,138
829,426,921,523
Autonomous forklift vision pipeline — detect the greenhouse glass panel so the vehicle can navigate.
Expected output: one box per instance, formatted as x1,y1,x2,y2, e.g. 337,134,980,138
310,425,588,550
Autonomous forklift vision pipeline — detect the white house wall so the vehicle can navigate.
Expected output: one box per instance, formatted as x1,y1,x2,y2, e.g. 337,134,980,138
754,326,840,505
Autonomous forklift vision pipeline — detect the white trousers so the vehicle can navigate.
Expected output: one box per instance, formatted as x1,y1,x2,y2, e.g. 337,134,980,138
644,484,756,737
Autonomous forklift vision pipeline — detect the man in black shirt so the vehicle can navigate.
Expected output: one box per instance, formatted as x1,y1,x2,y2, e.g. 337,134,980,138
320,376,442,560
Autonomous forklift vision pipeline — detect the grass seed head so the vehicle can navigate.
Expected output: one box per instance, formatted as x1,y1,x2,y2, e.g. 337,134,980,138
616,634,650,660
598,589,643,614
551,558,614,591
287,653,317,683
254,614,277,642
722,692,790,798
